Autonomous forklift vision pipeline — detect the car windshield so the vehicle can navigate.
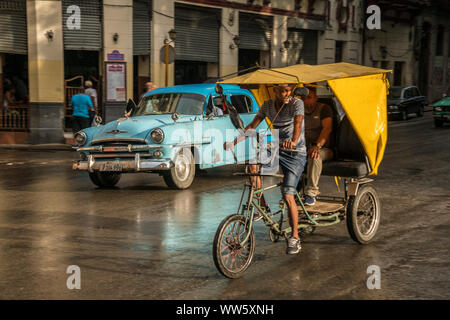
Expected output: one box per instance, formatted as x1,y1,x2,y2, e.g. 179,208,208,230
132,93,205,116
388,88,403,99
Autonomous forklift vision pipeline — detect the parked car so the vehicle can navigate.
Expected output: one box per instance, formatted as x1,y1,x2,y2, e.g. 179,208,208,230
72,83,268,189
387,86,427,120
432,96,450,127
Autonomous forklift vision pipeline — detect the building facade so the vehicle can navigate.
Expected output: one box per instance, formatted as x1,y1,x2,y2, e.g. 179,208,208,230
0,0,446,144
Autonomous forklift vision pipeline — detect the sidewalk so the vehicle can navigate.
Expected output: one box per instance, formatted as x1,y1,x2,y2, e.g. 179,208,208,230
0,143,74,151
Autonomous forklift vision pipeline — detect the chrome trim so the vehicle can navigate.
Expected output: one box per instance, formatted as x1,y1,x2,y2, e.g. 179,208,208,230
74,131,87,146
89,138,148,145
77,144,162,152
73,159,172,172
87,155,95,173
150,128,164,143
135,153,141,171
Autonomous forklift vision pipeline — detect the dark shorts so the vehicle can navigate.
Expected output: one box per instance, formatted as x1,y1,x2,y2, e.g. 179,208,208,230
72,116,90,133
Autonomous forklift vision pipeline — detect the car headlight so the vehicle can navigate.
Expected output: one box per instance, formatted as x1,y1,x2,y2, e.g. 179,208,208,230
389,105,398,110
150,128,164,143
435,107,442,112
74,131,87,146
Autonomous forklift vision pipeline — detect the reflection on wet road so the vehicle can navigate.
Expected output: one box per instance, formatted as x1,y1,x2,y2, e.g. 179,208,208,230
0,114,449,299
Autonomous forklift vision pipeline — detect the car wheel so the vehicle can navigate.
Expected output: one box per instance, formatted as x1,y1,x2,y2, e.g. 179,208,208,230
163,148,195,189
400,110,408,121
417,106,424,117
434,119,444,128
89,172,121,187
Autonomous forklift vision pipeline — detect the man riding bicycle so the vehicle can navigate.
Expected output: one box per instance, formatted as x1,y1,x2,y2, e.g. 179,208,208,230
224,84,307,254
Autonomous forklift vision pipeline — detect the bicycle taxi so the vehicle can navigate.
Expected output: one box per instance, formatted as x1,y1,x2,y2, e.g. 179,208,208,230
212,62,391,278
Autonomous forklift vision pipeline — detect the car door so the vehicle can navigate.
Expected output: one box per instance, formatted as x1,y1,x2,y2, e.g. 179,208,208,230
412,87,422,112
403,88,412,114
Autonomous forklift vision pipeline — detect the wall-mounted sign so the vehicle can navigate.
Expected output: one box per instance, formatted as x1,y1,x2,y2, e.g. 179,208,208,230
105,62,127,102
107,50,125,61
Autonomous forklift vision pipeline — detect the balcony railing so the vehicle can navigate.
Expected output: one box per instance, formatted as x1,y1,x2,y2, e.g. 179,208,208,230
0,105,29,131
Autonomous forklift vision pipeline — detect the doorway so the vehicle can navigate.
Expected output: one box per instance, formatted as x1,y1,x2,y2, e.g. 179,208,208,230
1,53,29,134
419,22,431,96
394,61,404,86
63,50,101,130
238,49,260,74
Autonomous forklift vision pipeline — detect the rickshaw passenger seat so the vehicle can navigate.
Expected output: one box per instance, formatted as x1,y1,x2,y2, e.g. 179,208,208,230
322,116,369,178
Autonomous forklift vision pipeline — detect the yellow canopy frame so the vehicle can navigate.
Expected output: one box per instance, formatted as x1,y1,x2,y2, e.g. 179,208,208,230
219,63,391,175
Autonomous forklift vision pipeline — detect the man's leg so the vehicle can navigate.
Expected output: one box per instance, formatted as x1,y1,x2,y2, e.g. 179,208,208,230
72,117,81,133
305,148,333,197
281,161,305,254
79,117,91,130
283,193,299,238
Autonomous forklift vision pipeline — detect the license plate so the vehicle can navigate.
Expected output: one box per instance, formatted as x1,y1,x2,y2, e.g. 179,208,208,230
100,162,122,172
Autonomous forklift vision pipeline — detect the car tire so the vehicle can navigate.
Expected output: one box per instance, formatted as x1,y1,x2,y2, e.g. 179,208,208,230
89,172,121,188
417,106,424,117
434,119,444,128
163,148,195,189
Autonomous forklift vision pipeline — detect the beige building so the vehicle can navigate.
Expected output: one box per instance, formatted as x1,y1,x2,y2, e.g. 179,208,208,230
0,0,394,144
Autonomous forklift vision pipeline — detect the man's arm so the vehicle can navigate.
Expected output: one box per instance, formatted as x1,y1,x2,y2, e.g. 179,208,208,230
282,114,303,149
224,114,264,150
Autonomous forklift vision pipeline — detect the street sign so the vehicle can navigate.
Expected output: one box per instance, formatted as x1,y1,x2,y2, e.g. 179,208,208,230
160,45,176,64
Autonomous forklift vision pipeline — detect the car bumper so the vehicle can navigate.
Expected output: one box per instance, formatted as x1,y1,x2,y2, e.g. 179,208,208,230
433,113,450,121
72,154,173,172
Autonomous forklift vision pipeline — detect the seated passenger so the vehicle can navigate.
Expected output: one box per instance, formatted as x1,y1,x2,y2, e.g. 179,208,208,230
302,86,334,206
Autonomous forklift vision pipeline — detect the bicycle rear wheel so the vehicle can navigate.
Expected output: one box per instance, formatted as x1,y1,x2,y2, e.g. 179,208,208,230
212,214,255,279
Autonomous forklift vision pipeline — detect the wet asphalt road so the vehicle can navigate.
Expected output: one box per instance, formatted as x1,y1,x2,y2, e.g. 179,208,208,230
0,112,449,299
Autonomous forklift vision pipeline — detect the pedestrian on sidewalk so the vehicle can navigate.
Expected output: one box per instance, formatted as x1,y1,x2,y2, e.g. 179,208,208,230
71,93,93,133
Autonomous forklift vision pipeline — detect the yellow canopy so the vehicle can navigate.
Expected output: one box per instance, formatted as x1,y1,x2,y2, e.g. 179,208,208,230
219,63,391,175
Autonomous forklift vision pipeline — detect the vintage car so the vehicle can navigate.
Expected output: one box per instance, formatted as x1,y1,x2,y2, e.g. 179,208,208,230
72,83,268,189
387,85,427,120
433,96,450,127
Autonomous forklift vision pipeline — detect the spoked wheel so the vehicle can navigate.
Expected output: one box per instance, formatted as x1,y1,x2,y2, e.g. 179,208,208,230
346,184,381,244
213,214,255,279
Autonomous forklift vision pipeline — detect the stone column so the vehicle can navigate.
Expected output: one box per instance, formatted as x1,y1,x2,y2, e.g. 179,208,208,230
27,0,65,144
272,15,288,68
103,0,133,123
219,8,238,78
151,0,175,88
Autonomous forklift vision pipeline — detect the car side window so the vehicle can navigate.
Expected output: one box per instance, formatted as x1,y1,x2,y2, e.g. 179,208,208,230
230,95,252,113
206,96,224,116
403,89,411,99
412,88,420,96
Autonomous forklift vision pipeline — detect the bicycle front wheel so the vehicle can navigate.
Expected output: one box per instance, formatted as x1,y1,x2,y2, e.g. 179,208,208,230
212,214,255,279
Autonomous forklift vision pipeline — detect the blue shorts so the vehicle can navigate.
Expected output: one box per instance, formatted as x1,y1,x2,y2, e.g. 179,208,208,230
261,148,306,195
279,150,306,195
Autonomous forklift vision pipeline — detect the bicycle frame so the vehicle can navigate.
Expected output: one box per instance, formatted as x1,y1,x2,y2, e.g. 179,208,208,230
237,174,343,247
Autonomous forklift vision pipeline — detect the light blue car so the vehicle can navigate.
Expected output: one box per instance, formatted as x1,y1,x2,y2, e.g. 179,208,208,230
72,83,269,189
